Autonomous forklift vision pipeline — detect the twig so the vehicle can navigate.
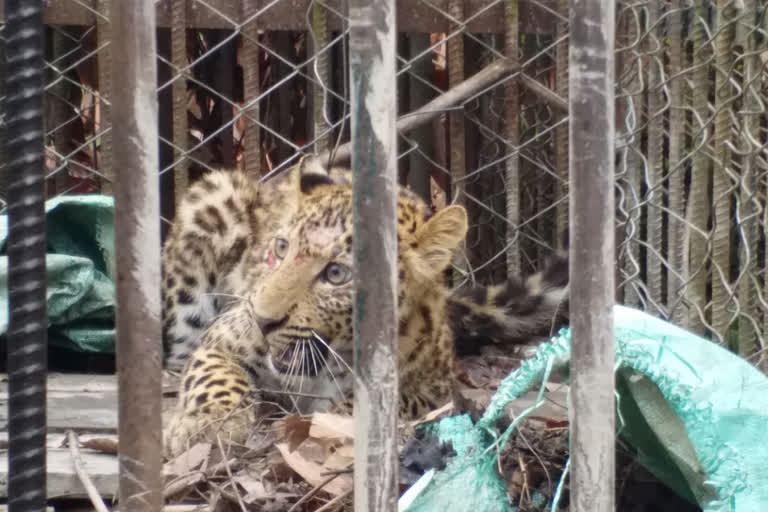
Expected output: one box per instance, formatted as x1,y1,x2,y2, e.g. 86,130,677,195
163,471,205,499
286,472,343,512
314,489,352,512
216,435,249,512
66,430,111,512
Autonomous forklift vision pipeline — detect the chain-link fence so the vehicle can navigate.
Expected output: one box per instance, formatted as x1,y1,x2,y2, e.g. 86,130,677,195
1,0,767,367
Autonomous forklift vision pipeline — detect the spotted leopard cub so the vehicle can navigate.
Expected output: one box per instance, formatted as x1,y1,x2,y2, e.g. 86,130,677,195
164,165,569,457
161,157,348,370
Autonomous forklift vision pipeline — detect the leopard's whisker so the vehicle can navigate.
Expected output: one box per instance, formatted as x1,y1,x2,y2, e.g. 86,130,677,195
312,340,345,401
312,331,353,374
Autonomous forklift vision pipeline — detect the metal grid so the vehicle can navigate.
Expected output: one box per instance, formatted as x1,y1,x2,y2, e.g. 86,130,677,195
2,0,767,368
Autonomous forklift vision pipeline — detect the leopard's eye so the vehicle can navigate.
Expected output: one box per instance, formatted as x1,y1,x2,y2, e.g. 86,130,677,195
274,238,289,259
323,262,351,285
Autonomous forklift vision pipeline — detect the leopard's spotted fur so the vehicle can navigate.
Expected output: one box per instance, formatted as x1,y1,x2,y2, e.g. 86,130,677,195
163,160,569,457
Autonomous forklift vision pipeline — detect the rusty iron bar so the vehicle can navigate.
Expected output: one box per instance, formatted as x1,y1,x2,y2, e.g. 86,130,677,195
241,0,262,178
554,0,568,249
97,0,112,193
568,0,616,511
504,0,520,276
4,0,48,511
171,0,189,198
348,0,400,509
448,0,467,285
111,1,163,512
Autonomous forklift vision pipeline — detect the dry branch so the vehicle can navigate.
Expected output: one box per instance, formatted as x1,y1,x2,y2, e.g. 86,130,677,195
320,58,520,164
66,430,112,512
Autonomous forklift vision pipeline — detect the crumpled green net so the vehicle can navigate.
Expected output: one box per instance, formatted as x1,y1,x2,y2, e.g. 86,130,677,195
400,305,768,512
0,195,116,353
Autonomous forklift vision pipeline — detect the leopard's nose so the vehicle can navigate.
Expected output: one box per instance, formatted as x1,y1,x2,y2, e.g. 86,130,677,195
254,314,288,334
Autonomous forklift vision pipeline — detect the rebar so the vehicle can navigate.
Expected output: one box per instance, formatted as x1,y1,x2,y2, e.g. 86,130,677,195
4,1,48,512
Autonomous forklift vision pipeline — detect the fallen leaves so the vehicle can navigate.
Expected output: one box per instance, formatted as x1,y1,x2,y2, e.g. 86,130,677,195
274,413,354,497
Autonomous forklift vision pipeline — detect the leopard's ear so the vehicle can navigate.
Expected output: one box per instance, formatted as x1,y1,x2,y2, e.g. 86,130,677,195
409,205,468,280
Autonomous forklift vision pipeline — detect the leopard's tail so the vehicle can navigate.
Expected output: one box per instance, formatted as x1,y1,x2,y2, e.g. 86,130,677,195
447,253,569,355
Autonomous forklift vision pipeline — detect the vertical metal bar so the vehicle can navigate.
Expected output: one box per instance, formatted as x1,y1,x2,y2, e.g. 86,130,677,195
0,22,7,200
312,0,329,156
4,1,47,511
171,0,189,195
504,0,520,277
97,0,112,193
568,0,615,511
111,2,163,512
241,0,261,179
667,0,685,326
448,0,466,284
646,0,664,313
348,0,399,509
711,0,734,343
686,0,713,335
554,0,568,249
736,1,760,359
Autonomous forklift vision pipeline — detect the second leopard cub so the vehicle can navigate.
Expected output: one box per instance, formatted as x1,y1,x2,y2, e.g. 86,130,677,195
164,162,568,456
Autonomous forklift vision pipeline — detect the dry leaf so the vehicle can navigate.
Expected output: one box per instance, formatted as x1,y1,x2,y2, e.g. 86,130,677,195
164,442,212,477
308,413,354,440
275,414,312,451
233,475,268,503
410,401,454,427
80,437,119,455
275,442,353,497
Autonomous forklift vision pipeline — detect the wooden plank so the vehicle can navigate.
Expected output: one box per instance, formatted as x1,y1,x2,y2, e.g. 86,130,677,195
0,373,180,433
0,0,557,34
0,441,119,499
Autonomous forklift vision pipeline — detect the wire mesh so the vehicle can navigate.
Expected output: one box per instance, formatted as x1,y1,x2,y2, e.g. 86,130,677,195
5,0,767,372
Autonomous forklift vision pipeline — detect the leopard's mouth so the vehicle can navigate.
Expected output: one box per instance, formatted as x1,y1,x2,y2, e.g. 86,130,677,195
270,339,330,377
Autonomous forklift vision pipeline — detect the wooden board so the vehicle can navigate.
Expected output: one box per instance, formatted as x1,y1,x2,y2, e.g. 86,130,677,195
0,372,181,499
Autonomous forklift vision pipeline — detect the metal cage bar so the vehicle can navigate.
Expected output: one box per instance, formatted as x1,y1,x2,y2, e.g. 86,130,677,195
4,0,48,510
568,0,616,510
111,2,163,512
349,0,400,509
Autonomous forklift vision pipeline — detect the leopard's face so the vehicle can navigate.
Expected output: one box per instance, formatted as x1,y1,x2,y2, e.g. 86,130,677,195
250,186,355,389
248,182,468,392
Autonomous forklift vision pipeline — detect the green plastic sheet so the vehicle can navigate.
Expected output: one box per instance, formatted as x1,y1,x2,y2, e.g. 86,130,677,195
0,195,116,353
401,305,768,512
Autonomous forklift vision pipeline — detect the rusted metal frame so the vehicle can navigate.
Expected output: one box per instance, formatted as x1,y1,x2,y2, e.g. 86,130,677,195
554,0,568,250
645,0,665,315
0,0,560,34
710,0,736,343
241,0,261,178
504,0,520,276
735,0,762,360
448,0,468,284
348,0,400,509
171,0,189,196
666,0,685,325
685,0,713,335
111,2,163,512
96,0,111,193
568,0,616,511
